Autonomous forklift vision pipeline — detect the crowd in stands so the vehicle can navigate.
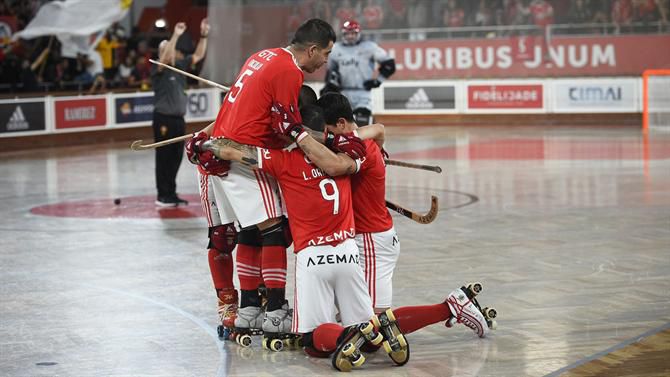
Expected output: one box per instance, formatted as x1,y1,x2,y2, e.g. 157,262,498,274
1,0,669,94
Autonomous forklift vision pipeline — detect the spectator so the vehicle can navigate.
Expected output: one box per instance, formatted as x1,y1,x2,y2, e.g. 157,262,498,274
475,0,495,27
569,0,594,23
116,55,135,87
335,0,358,27
362,0,384,29
408,0,429,40
443,0,466,27
96,31,122,82
384,0,407,28
633,0,660,22
528,0,555,29
612,0,634,32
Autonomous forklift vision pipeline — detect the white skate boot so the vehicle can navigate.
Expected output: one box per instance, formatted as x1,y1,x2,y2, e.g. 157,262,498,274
232,305,264,347
261,301,300,352
445,282,497,338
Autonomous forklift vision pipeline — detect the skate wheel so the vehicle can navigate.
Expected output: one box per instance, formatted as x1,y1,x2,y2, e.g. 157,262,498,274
238,334,252,347
371,315,381,329
489,320,498,330
269,338,283,352
397,334,408,349
484,307,497,319
370,332,383,346
352,353,366,367
468,282,483,295
360,322,374,335
389,343,410,366
382,340,393,354
342,342,356,357
384,308,396,322
261,337,269,350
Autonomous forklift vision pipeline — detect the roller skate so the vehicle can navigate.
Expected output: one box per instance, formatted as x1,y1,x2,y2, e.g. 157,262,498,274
372,309,410,366
216,288,238,341
445,282,497,338
261,301,301,352
231,305,264,347
332,321,384,372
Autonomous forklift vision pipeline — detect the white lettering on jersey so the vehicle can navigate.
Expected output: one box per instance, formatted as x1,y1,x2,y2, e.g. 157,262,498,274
258,50,278,61
307,227,355,247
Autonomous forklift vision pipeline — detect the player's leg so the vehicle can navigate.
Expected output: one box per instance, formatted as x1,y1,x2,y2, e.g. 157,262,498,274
232,225,264,345
355,227,400,314
199,172,238,339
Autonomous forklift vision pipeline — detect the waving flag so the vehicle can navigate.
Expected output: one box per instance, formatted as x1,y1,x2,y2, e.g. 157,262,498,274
13,0,132,57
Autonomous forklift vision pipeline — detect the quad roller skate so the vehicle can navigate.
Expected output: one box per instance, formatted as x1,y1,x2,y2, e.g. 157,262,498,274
216,289,238,341
261,301,302,352
332,321,384,372
445,282,497,337
230,305,264,347
372,309,410,366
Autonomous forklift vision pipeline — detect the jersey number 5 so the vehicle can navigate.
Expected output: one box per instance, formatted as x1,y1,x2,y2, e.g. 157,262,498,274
227,69,254,104
319,178,340,215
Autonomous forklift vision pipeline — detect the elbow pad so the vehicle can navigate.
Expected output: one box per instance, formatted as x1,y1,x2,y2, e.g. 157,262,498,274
378,59,396,79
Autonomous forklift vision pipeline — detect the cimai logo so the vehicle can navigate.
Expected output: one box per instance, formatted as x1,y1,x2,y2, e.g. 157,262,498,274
6,105,29,131
120,102,132,115
406,88,434,109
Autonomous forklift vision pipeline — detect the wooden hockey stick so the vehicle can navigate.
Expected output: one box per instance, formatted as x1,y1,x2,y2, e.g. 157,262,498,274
386,196,439,224
130,133,194,151
149,59,230,91
385,159,442,173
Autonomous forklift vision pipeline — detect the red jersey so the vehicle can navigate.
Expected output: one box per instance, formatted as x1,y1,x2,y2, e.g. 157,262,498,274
212,48,303,149
529,1,554,27
258,147,356,253
351,140,393,233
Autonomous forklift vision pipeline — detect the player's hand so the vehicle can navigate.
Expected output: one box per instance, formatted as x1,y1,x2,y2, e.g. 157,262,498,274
363,79,381,91
200,18,210,36
185,131,208,164
325,131,367,160
198,150,230,177
174,22,187,36
271,102,307,142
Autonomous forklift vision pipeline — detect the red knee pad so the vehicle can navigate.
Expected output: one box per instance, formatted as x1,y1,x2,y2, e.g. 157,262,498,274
209,223,237,254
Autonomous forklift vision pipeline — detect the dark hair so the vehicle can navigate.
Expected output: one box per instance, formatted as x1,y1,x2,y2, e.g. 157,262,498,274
291,18,336,49
299,85,317,109
300,104,326,132
316,92,354,125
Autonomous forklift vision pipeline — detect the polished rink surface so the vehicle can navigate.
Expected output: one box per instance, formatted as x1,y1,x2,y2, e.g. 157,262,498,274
1,125,669,376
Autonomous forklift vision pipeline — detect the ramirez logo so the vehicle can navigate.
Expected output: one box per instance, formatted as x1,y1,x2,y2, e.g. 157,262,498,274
405,88,434,109
6,105,29,131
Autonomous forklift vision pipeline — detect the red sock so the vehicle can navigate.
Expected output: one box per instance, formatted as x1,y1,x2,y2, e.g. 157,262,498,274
312,323,345,353
208,249,234,290
261,245,286,289
236,244,262,290
393,304,452,335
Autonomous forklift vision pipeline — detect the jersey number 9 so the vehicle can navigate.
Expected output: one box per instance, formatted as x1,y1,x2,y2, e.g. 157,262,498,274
319,178,340,215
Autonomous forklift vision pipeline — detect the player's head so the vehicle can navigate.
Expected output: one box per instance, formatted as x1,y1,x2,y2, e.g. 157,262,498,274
316,92,356,133
300,104,326,132
341,20,361,45
299,85,318,109
291,18,336,73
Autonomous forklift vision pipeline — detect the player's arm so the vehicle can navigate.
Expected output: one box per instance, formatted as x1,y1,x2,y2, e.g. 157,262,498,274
201,138,261,168
297,136,359,176
356,123,385,149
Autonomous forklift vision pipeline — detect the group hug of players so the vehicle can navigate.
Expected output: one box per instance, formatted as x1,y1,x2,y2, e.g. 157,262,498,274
182,18,496,372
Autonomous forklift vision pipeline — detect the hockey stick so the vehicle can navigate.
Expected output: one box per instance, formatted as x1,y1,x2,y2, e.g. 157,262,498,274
130,133,194,151
149,59,231,92
386,196,439,224
385,159,442,173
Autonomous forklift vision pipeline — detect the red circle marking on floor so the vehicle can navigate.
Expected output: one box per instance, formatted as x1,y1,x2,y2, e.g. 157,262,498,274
30,194,203,219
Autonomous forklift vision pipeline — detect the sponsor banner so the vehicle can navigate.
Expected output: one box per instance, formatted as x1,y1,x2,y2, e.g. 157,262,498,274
384,86,455,110
54,98,106,129
468,84,543,109
115,95,154,124
553,79,637,112
0,101,46,134
371,35,670,79
185,89,215,120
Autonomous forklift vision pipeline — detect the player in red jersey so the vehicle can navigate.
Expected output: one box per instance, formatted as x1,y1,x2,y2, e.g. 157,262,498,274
186,19,338,341
315,92,495,346
200,103,409,371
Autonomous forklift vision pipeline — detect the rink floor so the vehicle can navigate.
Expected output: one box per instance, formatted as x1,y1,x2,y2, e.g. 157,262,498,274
1,124,669,376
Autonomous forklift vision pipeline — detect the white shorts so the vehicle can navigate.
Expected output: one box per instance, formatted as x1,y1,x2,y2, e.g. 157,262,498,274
210,162,284,228
198,171,235,227
292,238,374,334
355,227,400,309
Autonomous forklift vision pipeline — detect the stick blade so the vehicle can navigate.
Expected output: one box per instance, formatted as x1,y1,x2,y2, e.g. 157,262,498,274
130,140,145,151
417,196,439,224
